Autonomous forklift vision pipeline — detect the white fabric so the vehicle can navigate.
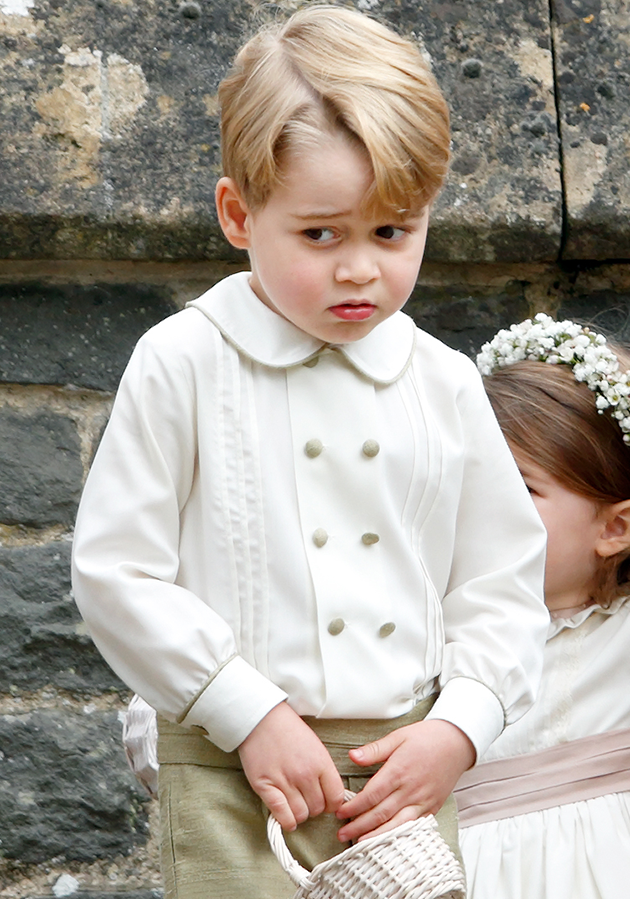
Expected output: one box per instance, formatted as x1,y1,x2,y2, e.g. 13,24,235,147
459,596,630,899
122,693,159,797
72,271,547,754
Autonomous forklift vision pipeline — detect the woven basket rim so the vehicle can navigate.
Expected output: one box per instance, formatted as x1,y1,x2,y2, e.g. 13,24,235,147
267,792,466,899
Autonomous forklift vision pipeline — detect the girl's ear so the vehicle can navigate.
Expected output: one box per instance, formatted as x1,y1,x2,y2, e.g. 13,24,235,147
595,499,630,558
215,177,252,249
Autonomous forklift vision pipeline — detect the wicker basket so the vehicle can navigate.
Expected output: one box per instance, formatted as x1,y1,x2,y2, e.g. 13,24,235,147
267,792,465,899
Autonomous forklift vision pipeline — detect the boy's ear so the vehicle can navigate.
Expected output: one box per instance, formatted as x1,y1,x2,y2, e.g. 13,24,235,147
595,500,630,558
215,177,252,250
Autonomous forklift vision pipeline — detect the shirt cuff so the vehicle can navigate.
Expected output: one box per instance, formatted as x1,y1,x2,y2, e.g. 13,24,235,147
425,676,505,760
179,656,288,752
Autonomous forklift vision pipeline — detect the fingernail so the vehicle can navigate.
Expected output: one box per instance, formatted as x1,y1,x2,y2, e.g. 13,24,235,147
352,748,364,761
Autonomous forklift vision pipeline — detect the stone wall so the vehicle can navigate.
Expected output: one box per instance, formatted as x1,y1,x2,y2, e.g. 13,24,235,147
0,0,629,896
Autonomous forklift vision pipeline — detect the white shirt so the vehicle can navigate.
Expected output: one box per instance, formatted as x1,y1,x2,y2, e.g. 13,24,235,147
72,272,548,756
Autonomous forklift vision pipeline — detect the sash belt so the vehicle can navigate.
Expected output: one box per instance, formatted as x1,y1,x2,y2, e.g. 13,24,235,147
455,727,630,827
157,694,437,777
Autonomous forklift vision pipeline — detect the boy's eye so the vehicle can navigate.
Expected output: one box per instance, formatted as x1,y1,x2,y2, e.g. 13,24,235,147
375,225,406,241
303,227,335,242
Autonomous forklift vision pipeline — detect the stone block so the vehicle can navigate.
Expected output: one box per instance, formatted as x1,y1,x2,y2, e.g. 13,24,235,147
0,0,561,262
406,278,530,357
0,282,177,391
420,0,563,262
0,0,243,260
0,542,124,693
552,0,630,259
556,272,630,340
0,409,83,527
0,709,150,863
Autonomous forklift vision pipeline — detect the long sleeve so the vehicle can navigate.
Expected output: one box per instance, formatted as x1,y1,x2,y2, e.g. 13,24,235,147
72,318,287,752
420,352,548,755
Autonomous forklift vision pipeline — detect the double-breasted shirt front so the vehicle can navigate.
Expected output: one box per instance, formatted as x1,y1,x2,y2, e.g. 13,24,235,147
72,272,548,757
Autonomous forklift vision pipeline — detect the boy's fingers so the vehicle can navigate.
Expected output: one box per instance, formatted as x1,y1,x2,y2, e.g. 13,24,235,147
336,765,399,820
319,768,346,814
348,730,401,767
352,806,423,843
262,776,340,829
298,777,330,820
262,790,298,831
337,787,401,836
337,791,427,842
260,785,312,832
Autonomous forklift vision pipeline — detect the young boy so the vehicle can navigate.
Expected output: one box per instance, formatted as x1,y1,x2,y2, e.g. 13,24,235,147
72,7,548,897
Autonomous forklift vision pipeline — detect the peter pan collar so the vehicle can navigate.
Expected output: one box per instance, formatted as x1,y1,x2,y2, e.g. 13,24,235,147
186,271,416,385
547,594,630,639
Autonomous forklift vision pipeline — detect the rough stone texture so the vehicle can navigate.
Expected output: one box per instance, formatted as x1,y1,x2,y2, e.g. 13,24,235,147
0,408,83,527
0,0,562,262
0,710,150,863
556,264,630,337
0,282,177,390
418,0,563,262
407,277,531,356
0,0,253,260
552,0,630,259
0,542,124,693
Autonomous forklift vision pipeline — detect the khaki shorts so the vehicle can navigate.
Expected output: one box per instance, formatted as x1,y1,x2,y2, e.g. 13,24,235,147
157,699,462,899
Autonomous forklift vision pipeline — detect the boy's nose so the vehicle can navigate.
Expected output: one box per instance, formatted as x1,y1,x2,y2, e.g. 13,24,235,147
334,250,380,285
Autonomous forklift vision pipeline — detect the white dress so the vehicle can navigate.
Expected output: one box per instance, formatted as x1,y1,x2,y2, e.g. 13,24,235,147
458,597,630,899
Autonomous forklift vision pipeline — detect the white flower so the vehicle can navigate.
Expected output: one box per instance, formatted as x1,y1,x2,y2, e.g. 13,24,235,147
476,316,630,445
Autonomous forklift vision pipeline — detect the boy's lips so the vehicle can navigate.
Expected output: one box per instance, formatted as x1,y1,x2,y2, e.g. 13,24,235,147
329,302,376,321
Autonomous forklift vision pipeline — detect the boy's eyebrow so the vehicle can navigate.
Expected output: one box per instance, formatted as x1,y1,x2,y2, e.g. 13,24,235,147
291,211,350,220
291,210,424,223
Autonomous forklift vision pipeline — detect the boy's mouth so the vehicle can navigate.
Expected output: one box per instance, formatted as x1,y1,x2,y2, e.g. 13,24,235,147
329,302,376,321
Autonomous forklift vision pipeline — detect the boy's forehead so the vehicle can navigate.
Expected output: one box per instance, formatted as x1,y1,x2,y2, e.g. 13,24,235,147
273,183,425,223
270,137,427,222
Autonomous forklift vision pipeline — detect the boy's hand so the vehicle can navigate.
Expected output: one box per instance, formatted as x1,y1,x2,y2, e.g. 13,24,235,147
336,719,475,842
238,701,345,832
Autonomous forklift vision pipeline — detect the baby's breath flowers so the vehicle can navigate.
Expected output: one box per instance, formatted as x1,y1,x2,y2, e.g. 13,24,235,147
477,313,630,445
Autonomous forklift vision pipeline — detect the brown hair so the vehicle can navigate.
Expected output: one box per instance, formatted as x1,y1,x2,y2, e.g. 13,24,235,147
484,351,630,606
218,5,450,215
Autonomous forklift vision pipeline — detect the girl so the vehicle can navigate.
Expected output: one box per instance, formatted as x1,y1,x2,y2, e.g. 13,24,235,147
456,314,630,899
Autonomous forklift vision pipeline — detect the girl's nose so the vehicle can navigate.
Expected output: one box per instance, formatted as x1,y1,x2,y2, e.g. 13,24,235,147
335,249,380,285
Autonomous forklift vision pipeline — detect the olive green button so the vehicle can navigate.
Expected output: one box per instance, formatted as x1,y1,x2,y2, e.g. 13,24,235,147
305,438,324,458
362,439,380,457
361,532,380,545
313,528,329,547
379,622,396,638
303,356,319,368
328,618,345,636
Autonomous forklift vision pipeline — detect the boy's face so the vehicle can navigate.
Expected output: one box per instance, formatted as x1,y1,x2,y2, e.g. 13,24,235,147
216,133,429,344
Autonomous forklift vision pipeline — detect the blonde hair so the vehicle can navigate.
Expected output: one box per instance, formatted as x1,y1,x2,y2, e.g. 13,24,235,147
218,4,450,215
484,350,630,607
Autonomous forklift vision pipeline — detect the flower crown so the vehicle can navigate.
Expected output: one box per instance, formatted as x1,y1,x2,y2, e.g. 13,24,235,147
476,312,630,445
